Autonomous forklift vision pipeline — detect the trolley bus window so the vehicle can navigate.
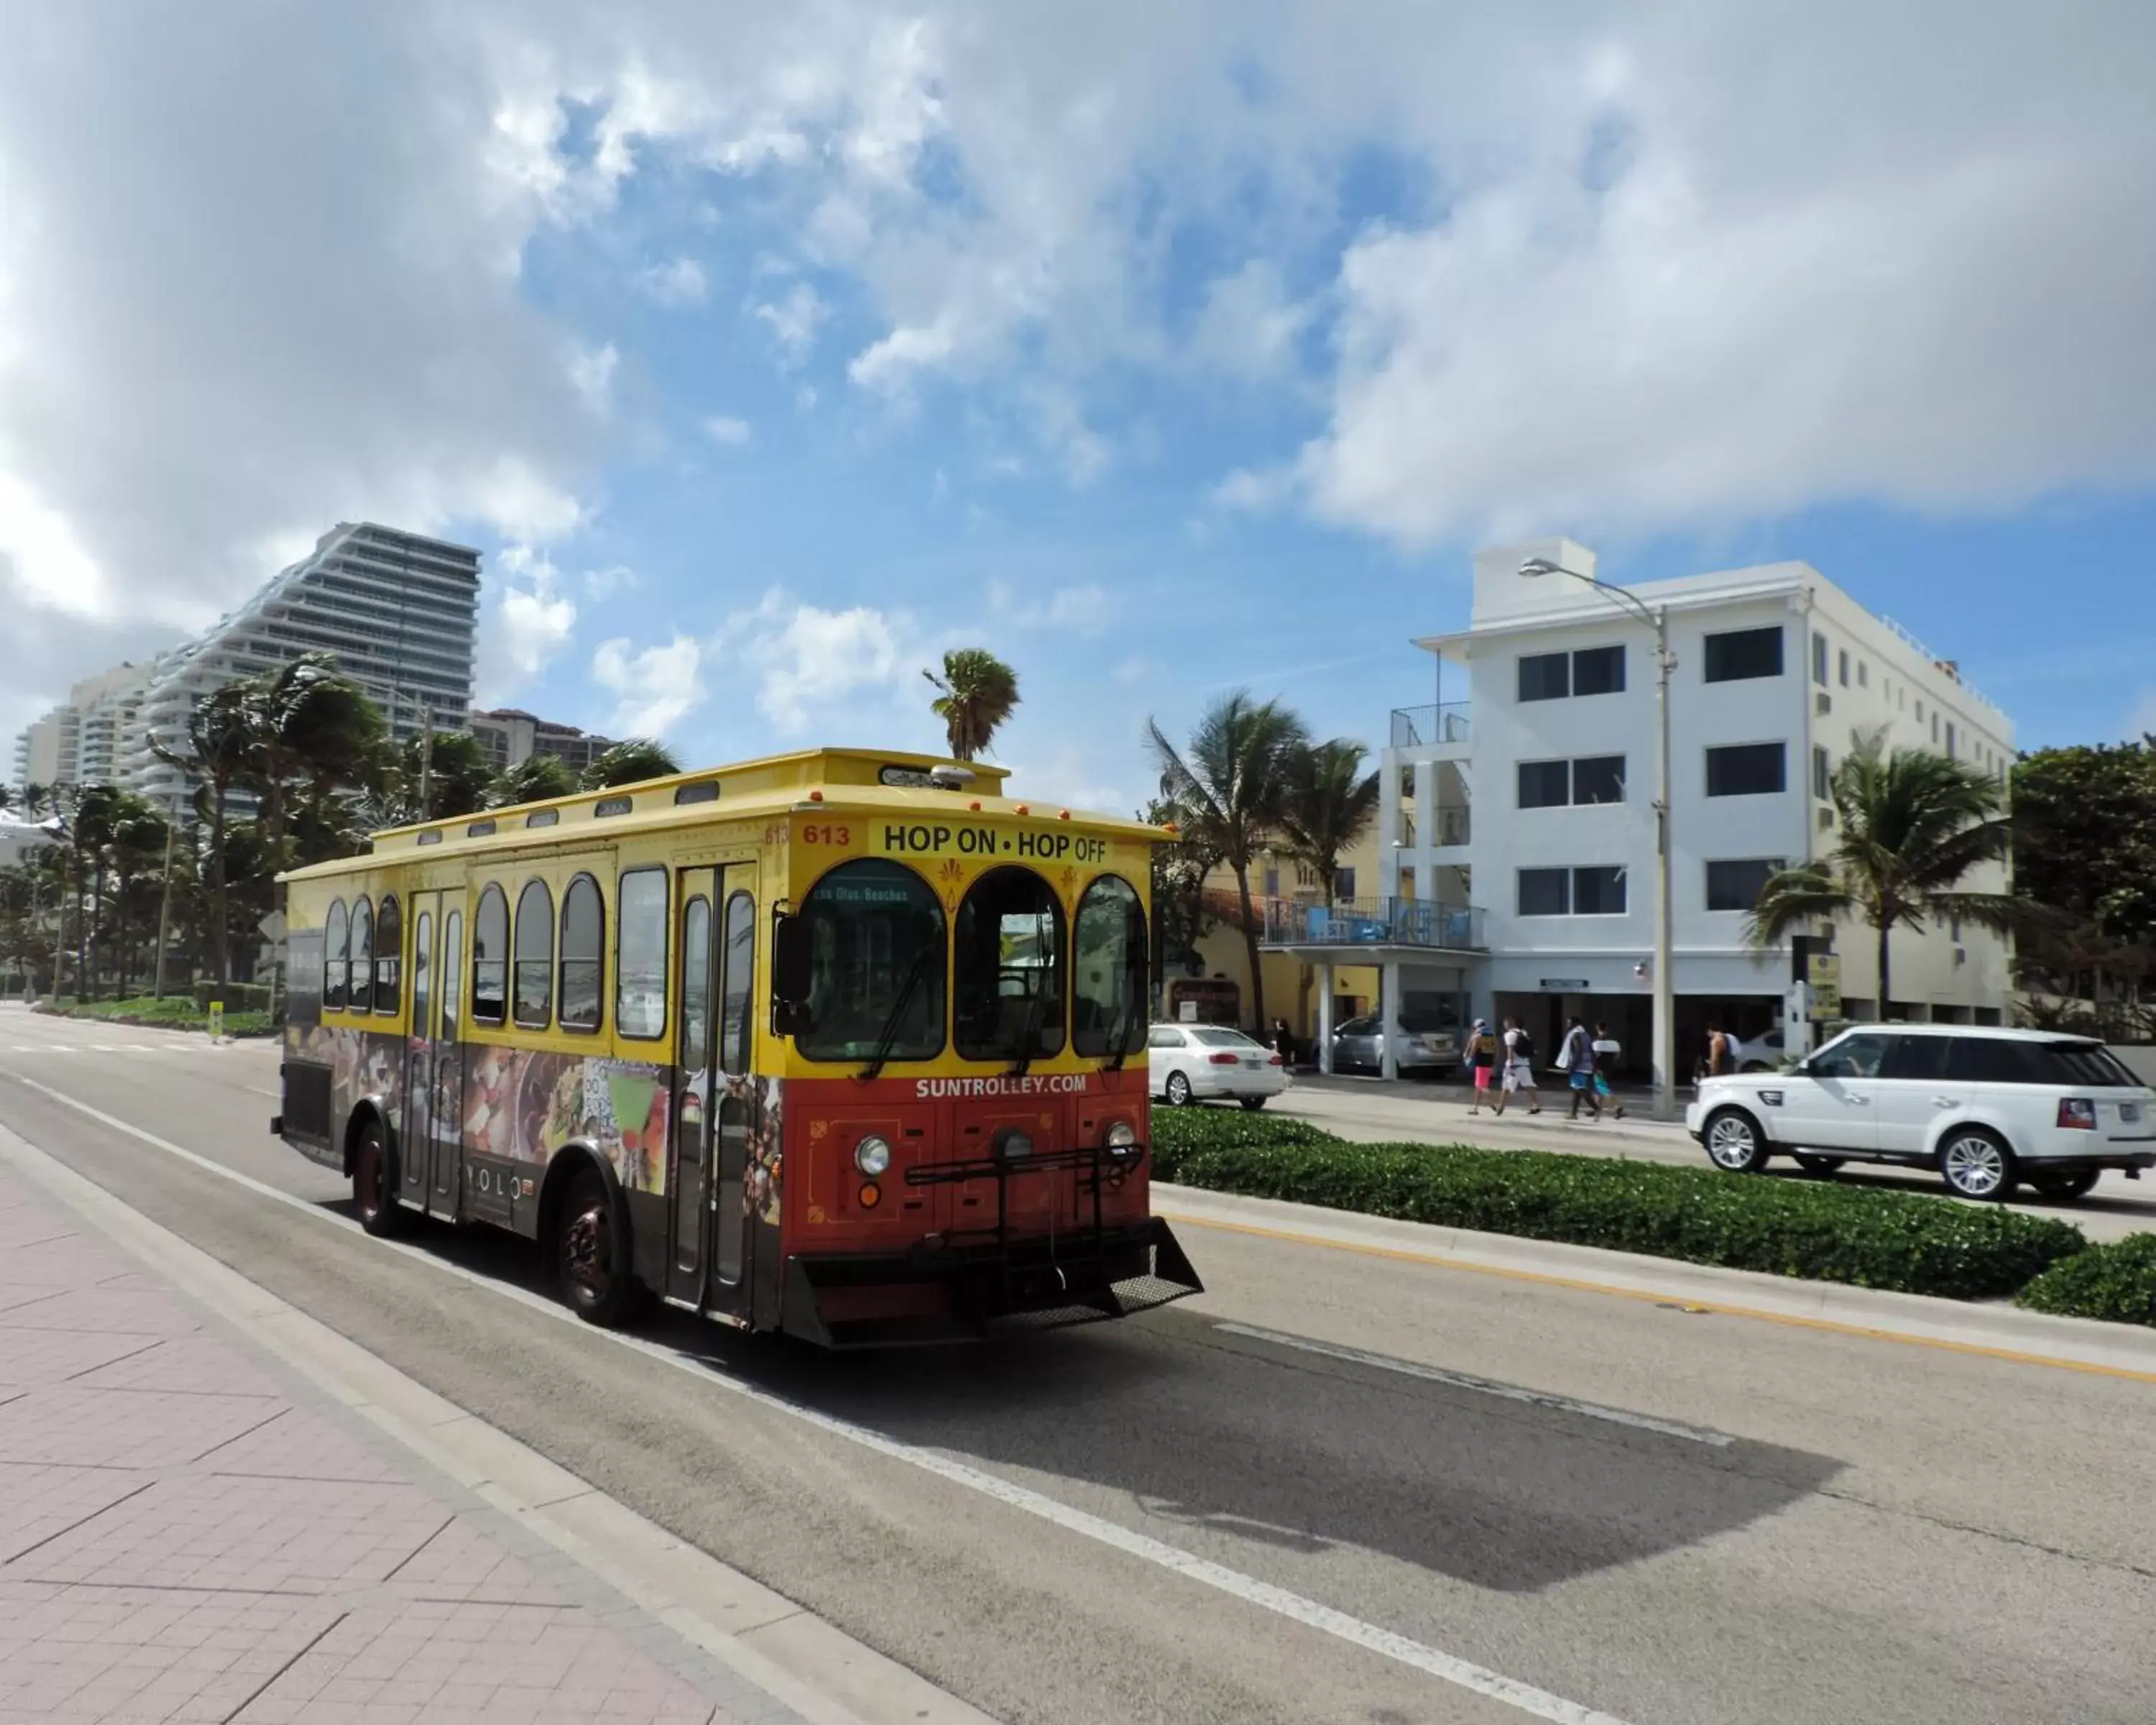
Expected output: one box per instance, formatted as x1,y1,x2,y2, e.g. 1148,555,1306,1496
472,885,507,1024
954,868,1065,1063
720,889,754,1072
1072,875,1146,1058
514,880,553,1028
558,874,603,1033
796,860,945,1063
680,898,711,1070
323,898,349,1011
617,868,668,1039
350,898,373,1017
373,895,401,1014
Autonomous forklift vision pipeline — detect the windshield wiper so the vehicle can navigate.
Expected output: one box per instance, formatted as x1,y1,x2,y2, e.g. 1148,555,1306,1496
858,946,934,1082
1101,921,1148,1073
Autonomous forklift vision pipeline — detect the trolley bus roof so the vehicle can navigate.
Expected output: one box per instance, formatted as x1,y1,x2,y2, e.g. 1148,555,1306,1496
276,746,1169,881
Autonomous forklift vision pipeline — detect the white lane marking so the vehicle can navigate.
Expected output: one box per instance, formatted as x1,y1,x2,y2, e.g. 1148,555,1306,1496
1214,1322,1732,1448
3,1075,1638,1725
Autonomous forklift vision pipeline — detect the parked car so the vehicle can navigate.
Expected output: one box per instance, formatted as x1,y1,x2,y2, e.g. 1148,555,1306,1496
1147,1023,1289,1110
1725,1027,1787,1072
1330,1015,1461,1077
1685,1024,2156,1200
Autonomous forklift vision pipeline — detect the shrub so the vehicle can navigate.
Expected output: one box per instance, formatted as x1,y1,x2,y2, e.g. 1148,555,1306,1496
1148,1108,2086,1302
2015,1234,2156,1328
35,995,276,1038
192,980,275,1013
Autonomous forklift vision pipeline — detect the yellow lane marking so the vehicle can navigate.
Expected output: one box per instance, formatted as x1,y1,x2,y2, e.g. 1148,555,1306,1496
1160,1210,2156,1389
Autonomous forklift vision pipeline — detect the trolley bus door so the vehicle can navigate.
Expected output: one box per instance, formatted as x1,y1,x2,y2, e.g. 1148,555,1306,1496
669,874,716,1306
429,893,466,1218
711,873,757,1290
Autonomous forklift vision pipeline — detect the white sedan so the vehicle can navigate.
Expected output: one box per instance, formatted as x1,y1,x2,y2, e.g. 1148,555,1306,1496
1147,1024,1289,1110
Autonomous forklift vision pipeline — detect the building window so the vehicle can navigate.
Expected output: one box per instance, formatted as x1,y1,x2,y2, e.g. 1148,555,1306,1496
1838,648,1850,687
1915,699,1925,722
1519,866,1626,917
1334,865,1357,901
1706,857,1783,913
1931,712,1940,744
1707,742,1787,797
1812,630,1828,686
513,880,554,1028
1572,645,1626,696
1857,661,1868,688
1518,760,1570,809
1703,626,1783,683
1813,745,1831,800
617,868,668,1039
1519,651,1570,702
1518,868,1570,917
1571,755,1626,805
558,874,604,1032
1945,721,1956,756
1572,866,1627,915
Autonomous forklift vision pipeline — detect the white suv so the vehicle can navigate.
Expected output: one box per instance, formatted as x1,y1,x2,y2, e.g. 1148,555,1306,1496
1685,1024,2156,1200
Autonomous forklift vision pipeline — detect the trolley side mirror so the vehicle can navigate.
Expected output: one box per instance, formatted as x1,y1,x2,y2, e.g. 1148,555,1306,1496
771,911,811,1034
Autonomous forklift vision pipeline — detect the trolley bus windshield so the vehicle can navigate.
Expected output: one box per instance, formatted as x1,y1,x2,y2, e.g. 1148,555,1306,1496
796,859,946,1063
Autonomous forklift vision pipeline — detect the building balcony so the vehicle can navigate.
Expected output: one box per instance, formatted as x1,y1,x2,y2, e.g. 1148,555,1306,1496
1398,806,1471,851
1389,702,1471,750
1260,896,1486,952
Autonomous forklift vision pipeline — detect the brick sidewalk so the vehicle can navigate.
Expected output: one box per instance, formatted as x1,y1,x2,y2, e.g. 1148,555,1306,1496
0,1167,794,1724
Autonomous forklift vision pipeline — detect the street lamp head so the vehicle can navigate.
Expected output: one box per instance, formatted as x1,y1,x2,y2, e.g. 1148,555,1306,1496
1517,557,1562,579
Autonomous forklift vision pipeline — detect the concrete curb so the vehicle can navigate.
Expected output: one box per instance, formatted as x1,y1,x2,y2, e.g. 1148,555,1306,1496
1155,1182,2156,1380
0,1117,1000,1725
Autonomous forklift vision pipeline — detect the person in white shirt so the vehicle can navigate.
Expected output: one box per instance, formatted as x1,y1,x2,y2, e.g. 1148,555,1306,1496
1492,1016,1541,1116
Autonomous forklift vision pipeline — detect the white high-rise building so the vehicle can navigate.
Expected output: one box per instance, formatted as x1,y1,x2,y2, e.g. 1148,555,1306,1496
9,663,157,800
122,522,482,804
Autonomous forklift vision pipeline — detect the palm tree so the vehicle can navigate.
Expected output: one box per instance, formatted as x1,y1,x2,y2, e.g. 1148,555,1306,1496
100,797,167,995
488,753,581,809
1746,730,2026,1011
1146,691,1310,1036
581,738,681,790
152,681,254,986
19,783,52,821
1278,740,1381,907
239,654,385,860
924,649,1021,760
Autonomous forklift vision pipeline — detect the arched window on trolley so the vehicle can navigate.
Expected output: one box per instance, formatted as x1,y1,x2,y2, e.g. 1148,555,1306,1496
954,866,1065,1065
792,859,946,1066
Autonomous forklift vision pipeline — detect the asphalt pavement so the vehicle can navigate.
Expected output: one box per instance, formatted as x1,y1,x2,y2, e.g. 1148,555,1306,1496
1,1003,2152,1725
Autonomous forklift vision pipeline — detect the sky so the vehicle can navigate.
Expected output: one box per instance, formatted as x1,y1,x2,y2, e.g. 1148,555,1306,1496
3,1,2153,816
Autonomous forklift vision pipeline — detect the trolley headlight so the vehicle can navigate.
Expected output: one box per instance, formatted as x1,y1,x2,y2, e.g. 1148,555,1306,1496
1104,1120,1137,1149
853,1134,892,1177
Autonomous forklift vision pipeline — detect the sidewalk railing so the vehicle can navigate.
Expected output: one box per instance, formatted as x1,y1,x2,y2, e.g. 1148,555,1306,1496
1261,896,1485,950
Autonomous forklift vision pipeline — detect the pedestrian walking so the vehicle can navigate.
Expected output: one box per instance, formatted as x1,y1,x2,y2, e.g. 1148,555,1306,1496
1465,1018,1497,1113
1591,1021,1625,1120
1706,1024,1731,1078
1560,1016,1601,1120
1493,1016,1540,1116
1271,1016,1295,1067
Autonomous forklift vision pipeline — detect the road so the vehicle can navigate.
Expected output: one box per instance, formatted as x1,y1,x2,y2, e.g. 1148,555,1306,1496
3,1003,2153,1725
1272,1075,2156,1242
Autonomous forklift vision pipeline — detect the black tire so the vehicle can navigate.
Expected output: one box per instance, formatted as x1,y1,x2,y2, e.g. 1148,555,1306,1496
1792,1154,1845,1177
555,1167,639,1327
1702,1108,1771,1174
1165,1071,1194,1108
1238,1097,1267,1113
2028,1167,2102,1201
352,1121,405,1238
1939,1128,2018,1201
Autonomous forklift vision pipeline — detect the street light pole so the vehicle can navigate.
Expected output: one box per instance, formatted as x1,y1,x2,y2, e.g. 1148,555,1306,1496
152,789,181,1000
1519,558,1679,1122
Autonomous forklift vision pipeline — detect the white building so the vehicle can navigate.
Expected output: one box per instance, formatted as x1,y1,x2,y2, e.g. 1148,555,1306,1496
121,522,482,806
1272,538,2015,1081
9,662,157,800
467,708,617,778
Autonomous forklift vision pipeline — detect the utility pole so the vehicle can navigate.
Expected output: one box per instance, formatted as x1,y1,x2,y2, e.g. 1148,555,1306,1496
418,699,434,819
152,791,181,998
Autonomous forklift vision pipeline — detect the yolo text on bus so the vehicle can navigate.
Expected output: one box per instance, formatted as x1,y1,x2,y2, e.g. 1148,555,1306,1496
881,824,1107,863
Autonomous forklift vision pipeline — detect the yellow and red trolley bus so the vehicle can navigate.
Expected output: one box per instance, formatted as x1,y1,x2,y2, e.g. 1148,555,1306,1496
272,747,1200,1345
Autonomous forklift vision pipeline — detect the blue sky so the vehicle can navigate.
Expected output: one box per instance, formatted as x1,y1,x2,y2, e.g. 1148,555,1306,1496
3,2,2152,813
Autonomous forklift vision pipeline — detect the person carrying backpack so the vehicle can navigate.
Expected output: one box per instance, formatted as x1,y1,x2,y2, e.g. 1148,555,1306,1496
1493,1016,1540,1116
1591,1022,1626,1120
1560,1016,1600,1121
1465,1018,1497,1113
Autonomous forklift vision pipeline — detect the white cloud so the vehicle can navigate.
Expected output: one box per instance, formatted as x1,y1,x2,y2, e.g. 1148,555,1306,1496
568,341,619,418
639,257,709,306
701,415,754,446
582,564,635,599
1188,259,1310,383
720,587,918,735
0,472,117,621
592,632,706,737
987,579,1111,638
755,282,827,366
479,546,578,701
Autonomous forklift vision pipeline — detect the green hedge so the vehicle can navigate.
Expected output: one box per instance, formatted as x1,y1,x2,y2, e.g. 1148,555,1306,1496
37,996,275,1039
2015,1235,2156,1328
1148,1108,2086,1302
192,980,275,1013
